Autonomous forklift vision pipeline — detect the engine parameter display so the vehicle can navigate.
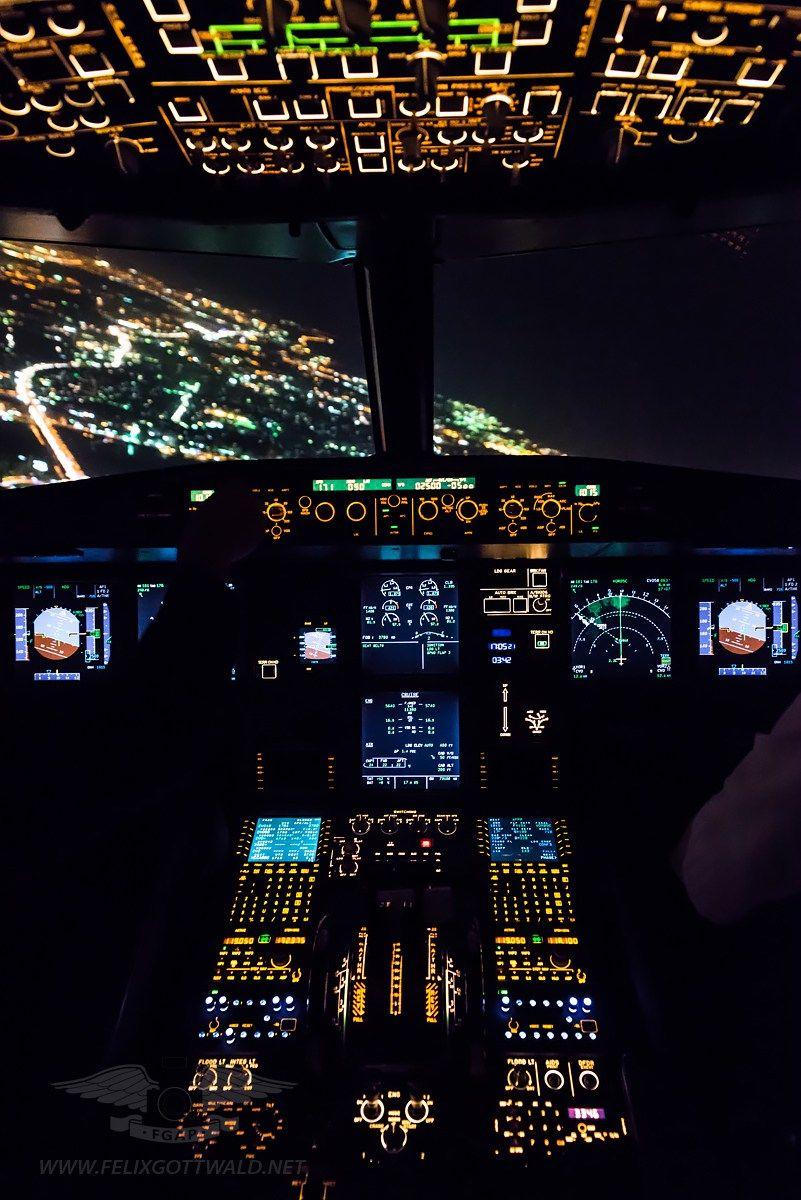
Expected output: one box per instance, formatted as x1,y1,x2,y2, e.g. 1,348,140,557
14,582,112,682
570,575,672,680
248,817,322,863
362,691,460,789
362,575,459,673
698,575,799,676
488,817,559,862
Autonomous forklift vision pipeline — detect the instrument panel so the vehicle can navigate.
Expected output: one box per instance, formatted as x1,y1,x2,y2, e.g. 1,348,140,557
10,456,801,1196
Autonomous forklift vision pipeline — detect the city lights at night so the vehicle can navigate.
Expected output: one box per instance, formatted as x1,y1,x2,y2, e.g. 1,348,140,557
0,240,556,487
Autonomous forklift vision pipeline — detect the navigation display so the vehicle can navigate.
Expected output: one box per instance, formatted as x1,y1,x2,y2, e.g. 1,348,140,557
698,574,799,677
362,575,459,673
248,817,322,863
14,582,111,681
137,582,167,640
570,575,672,680
488,817,559,862
362,691,460,789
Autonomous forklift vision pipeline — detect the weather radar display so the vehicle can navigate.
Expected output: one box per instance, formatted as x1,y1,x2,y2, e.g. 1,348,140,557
570,575,672,680
14,582,112,681
698,575,799,677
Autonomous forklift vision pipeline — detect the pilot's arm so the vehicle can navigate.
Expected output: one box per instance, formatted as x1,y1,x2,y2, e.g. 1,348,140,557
675,692,801,923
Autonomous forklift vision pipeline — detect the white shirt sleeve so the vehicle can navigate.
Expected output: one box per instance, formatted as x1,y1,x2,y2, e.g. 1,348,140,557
676,691,801,923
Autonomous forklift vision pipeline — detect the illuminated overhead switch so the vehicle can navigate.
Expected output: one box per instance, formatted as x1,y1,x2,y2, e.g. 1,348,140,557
0,94,30,117
253,98,290,122
590,89,630,117
0,14,35,42
143,0,190,19
64,84,97,109
104,135,144,176
631,91,672,121
435,94,469,118
397,126,424,170
332,0,372,43
68,48,116,79
480,93,513,139
348,95,383,118
605,51,646,79
313,150,340,173
475,49,512,76
647,55,690,83
737,59,784,88
294,97,329,120
159,27,203,55
523,88,560,118
353,132,386,154
168,98,209,124
676,95,717,125
430,153,460,173
410,49,445,104
717,98,758,126
514,17,553,46
342,53,378,79
357,155,388,173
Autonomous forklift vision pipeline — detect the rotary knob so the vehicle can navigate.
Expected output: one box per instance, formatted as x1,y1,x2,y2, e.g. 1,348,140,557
455,497,480,523
417,498,439,521
577,504,596,524
540,497,562,519
359,1096,385,1124
578,1069,600,1091
379,814,400,835
507,1066,533,1090
435,816,458,836
404,1098,429,1124
314,501,335,522
266,501,287,523
346,499,367,522
380,1122,408,1154
543,1069,565,1091
502,498,525,520
350,815,372,836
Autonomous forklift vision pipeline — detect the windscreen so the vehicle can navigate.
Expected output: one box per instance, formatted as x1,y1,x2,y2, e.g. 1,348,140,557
0,239,372,486
434,224,801,478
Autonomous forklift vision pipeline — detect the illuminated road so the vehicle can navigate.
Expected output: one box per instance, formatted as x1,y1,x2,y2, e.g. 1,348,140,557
15,362,87,482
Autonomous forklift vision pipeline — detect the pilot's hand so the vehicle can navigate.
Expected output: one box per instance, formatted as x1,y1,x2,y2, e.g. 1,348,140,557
178,485,264,577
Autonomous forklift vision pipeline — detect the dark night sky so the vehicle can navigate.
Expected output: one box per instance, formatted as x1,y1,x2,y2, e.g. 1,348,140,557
111,223,801,478
435,223,801,478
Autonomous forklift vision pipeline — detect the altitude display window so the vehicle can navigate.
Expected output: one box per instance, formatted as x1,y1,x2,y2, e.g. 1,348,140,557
362,691,460,789
697,574,799,677
361,574,459,673
570,575,672,680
